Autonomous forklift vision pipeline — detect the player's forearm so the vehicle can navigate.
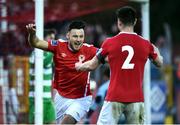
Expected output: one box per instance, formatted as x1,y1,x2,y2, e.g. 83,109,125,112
153,55,163,67
28,33,40,48
155,48,163,67
76,56,100,71
152,44,163,67
79,60,97,71
79,58,100,71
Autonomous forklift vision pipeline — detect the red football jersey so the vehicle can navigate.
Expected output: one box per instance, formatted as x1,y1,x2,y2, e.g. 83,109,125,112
47,39,97,98
99,32,157,102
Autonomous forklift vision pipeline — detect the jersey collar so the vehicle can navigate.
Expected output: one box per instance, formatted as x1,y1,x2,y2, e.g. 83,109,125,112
119,32,137,35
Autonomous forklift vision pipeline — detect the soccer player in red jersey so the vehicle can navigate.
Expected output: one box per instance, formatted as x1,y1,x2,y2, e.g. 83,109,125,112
26,21,97,124
75,6,163,124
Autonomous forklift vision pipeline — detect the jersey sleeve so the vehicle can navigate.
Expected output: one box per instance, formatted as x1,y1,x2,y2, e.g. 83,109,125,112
47,39,59,53
90,45,98,58
96,39,109,64
149,43,158,61
84,43,98,58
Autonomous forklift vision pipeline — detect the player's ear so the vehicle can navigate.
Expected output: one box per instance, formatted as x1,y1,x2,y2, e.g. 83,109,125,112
117,19,122,30
134,18,137,26
66,32,70,39
117,19,120,26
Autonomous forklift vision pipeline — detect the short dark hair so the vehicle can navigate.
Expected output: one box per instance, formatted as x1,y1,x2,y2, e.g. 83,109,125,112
44,29,56,38
116,6,137,26
68,20,86,31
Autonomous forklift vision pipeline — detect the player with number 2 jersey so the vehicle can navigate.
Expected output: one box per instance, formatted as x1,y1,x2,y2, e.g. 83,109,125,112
75,6,163,124
99,32,157,102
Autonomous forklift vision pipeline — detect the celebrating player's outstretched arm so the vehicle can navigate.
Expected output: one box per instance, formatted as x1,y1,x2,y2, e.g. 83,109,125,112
26,24,48,50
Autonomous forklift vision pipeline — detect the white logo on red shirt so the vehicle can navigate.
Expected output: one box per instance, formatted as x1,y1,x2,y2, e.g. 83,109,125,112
78,55,85,62
61,53,67,57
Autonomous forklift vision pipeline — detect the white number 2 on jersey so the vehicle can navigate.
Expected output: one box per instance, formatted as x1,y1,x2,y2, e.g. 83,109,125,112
121,45,135,69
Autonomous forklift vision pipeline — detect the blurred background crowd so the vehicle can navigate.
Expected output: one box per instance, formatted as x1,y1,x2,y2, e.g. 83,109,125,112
0,0,180,124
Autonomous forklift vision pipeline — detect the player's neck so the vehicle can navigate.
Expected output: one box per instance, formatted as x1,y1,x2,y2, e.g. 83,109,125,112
120,26,134,33
68,42,78,53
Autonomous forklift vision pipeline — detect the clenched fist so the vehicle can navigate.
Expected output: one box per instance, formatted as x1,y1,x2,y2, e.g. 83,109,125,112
26,24,36,35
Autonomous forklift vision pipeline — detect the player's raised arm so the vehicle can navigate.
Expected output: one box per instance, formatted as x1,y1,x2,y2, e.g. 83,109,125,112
26,24,48,50
75,56,100,71
152,44,163,67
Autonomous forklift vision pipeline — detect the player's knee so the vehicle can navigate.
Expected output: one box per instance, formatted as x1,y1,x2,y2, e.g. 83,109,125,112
61,114,77,124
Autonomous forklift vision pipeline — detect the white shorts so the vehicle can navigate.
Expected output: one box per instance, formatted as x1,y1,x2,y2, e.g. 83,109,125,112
54,93,92,123
97,101,115,125
97,101,145,124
